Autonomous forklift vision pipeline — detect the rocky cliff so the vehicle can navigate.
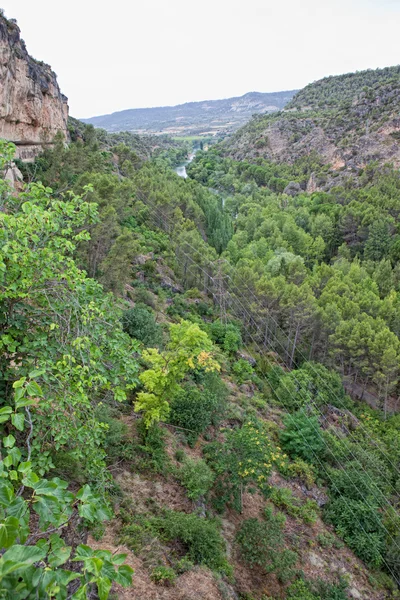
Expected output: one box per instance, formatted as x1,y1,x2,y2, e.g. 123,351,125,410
0,12,68,161
224,66,400,184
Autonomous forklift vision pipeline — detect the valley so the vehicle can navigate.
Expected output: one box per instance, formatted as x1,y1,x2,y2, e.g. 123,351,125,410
0,7,400,600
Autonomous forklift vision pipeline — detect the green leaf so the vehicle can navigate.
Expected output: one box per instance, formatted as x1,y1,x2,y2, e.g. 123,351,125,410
0,544,46,577
0,516,19,548
17,461,32,474
3,435,15,449
48,544,72,568
7,497,27,519
111,553,128,565
11,413,25,431
115,564,134,587
12,378,26,389
28,369,45,379
26,381,43,398
71,583,88,599
0,484,14,507
73,544,93,559
97,576,112,600
0,407,12,425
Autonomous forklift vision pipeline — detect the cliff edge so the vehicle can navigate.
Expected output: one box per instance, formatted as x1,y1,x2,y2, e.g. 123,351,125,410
0,12,68,161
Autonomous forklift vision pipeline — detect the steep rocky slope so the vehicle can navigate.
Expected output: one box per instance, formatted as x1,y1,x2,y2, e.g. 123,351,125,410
224,66,400,179
0,11,68,161
82,91,298,138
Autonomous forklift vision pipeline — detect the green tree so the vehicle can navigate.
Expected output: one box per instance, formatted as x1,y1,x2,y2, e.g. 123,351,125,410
135,320,219,426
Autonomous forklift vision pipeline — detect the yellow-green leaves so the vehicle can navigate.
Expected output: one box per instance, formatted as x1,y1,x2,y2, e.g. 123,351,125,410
135,320,219,427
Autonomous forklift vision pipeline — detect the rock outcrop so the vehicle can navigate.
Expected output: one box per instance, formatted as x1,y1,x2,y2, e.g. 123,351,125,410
0,12,68,161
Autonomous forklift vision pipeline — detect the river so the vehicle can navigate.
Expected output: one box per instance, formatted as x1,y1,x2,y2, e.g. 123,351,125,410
174,152,196,178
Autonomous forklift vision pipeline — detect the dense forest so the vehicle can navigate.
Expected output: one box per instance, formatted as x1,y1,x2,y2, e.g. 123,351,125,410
1,68,400,599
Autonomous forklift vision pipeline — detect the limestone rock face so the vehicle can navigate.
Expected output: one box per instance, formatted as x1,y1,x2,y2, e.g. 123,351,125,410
0,14,69,161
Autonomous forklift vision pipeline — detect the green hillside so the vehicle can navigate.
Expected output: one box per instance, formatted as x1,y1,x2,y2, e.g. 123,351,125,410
224,65,400,182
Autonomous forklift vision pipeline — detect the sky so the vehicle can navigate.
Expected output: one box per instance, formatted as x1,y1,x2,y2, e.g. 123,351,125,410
2,0,400,118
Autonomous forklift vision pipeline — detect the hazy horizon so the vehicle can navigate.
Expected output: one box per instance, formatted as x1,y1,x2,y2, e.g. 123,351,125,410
2,0,399,118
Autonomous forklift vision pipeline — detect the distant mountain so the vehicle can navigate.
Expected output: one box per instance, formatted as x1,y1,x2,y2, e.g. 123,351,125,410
224,66,400,179
81,91,298,137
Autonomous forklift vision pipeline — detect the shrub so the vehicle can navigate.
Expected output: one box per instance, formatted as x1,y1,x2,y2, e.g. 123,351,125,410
134,420,169,473
152,511,229,572
280,409,325,463
269,487,319,524
151,566,176,585
324,497,385,567
178,457,215,500
169,378,227,445
285,457,316,488
204,419,285,512
286,577,348,600
236,507,297,582
135,287,156,308
328,464,384,505
209,319,242,353
232,359,254,383
122,303,162,346
274,363,346,410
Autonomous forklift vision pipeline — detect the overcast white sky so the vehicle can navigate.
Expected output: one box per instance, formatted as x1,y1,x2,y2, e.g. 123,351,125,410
2,0,400,118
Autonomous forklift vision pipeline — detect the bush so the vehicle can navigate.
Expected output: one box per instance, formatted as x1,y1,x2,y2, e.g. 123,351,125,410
285,457,316,489
324,496,385,567
328,465,384,505
152,511,229,572
274,363,346,410
280,409,325,463
169,378,227,445
286,577,348,600
204,419,284,512
209,319,242,353
151,566,176,585
122,303,162,347
135,287,156,308
232,359,254,383
236,507,297,582
178,457,215,500
134,420,169,473
269,487,319,524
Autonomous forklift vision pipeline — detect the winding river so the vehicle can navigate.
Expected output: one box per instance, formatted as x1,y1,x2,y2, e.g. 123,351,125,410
174,152,196,178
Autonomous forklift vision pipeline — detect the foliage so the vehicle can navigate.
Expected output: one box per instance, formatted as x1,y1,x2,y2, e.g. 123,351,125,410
209,319,242,354
177,457,215,500
0,381,133,599
269,487,319,524
0,166,140,481
169,377,227,445
286,577,349,600
135,320,220,426
122,303,162,347
204,419,287,512
280,410,325,463
151,511,229,572
150,566,176,586
324,497,385,567
232,359,255,384
236,507,297,582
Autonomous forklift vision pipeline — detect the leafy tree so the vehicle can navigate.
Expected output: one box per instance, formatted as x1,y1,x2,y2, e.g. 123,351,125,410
135,320,219,426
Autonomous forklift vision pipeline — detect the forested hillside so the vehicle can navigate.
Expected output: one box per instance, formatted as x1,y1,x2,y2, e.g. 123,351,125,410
224,66,400,184
1,101,400,599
